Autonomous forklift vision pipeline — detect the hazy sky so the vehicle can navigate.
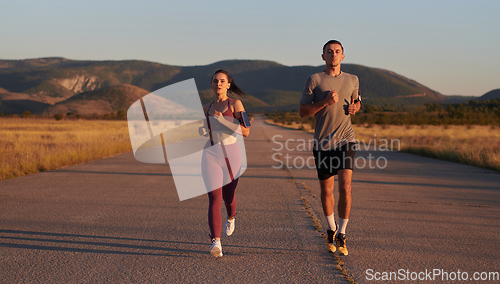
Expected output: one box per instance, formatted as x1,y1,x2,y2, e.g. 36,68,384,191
1,0,498,97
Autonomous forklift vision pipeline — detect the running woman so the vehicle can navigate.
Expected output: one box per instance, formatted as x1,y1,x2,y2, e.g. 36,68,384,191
199,69,250,257
299,40,361,256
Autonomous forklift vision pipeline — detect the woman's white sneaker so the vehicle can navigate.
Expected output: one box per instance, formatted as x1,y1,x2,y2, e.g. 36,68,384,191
225,216,235,236
210,239,223,257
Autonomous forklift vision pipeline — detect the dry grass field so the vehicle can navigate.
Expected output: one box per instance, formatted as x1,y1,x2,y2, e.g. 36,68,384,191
354,124,500,172
265,119,500,172
2,118,498,182
0,118,132,181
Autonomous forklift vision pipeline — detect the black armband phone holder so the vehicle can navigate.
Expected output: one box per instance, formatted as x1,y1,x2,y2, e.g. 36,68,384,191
239,111,251,128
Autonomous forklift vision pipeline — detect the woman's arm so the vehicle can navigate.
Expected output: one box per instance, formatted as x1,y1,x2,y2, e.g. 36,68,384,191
232,99,250,137
199,103,210,136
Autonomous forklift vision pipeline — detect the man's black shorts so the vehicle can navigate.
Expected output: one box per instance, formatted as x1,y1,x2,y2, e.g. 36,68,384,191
313,143,357,180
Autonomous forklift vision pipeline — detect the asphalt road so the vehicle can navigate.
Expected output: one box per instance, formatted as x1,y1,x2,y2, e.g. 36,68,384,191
1,115,499,283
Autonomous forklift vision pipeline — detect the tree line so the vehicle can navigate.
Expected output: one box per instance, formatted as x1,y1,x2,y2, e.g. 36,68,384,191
266,99,500,127
0,110,127,121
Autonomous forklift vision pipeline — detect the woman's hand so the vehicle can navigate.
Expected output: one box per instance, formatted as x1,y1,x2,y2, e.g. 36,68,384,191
213,110,223,119
199,126,208,136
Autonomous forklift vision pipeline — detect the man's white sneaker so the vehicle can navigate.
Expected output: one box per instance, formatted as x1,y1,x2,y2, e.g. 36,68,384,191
225,215,235,236
210,239,223,257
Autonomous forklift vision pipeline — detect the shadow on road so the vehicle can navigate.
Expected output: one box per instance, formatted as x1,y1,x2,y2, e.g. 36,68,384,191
49,170,172,177
0,229,315,257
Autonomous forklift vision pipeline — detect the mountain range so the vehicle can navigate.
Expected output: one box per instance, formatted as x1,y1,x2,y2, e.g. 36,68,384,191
0,57,494,115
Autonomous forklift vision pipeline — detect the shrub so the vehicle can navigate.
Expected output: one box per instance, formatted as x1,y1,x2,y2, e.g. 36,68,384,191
54,113,66,121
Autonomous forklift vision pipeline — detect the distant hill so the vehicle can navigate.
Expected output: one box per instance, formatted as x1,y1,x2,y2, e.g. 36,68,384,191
0,58,181,105
0,58,447,115
0,100,50,115
442,95,477,104
479,89,500,100
43,84,149,115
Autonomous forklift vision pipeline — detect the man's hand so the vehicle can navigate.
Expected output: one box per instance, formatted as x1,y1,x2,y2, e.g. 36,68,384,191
348,96,359,115
299,90,339,117
324,90,339,106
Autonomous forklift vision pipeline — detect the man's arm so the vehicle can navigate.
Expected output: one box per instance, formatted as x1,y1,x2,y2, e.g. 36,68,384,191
348,76,362,115
299,90,339,117
299,101,326,117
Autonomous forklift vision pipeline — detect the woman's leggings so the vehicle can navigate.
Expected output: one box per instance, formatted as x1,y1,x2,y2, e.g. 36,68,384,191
202,142,241,239
207,178,238,239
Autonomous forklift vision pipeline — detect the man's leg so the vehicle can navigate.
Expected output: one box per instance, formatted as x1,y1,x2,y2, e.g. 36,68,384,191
336,169,352,255
320,176,338,252
337,169,352,220
319,176,335,216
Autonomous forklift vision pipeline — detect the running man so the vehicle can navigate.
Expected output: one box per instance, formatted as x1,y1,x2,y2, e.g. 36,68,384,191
299,40,361,255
